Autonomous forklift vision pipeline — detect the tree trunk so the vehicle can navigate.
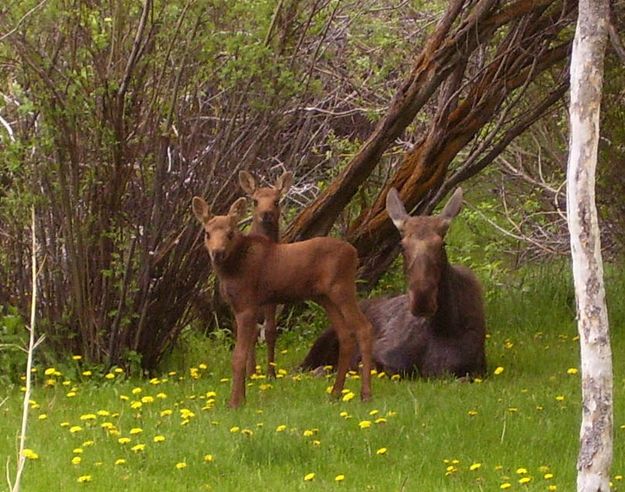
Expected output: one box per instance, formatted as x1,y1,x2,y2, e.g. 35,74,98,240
566,0,613,490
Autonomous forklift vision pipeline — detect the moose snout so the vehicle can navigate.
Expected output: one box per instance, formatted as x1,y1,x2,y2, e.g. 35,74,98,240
261,211,276,224
211,249,226,263
408,289,438,318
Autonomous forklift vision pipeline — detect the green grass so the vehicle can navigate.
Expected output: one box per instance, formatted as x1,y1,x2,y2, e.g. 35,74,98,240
1,264,624,491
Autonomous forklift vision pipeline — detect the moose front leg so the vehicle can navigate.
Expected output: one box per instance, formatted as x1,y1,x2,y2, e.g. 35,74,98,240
229,309,257,408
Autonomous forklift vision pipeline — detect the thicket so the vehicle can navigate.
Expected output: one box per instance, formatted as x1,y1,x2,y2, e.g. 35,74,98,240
1,0,623,373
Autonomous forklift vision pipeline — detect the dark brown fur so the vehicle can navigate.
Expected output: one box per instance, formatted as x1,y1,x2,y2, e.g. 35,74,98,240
301,188,486,378
192,196,373,408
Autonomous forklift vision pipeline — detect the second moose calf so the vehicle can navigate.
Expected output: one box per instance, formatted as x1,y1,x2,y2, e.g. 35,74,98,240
238,169,292,378
192,196,374,408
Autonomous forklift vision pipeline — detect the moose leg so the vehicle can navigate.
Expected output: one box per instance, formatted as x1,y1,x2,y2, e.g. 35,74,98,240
320,299,355,398
230,309,257,408
246,328,258,378
264,304,278,378
333,293,373,402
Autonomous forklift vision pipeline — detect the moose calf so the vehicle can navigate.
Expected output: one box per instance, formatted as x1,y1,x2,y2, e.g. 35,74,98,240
192,196,373,408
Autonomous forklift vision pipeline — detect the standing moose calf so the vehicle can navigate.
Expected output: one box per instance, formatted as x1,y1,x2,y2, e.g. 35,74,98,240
301,188,486,378
238,169,292,378
192,196,373,408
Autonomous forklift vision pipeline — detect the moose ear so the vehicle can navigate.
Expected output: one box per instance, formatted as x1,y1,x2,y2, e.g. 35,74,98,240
228,197,248,223
275,171,293,195
238,170,257,195
386,188,409,232
440,188,463,220
192,197,212,224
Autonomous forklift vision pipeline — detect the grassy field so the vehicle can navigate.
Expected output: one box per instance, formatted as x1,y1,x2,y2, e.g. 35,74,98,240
1,263,624,491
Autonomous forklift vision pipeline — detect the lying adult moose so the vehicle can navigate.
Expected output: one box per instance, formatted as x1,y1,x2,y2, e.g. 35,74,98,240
191,196,374,408
300,187,486,378
238,169,292,378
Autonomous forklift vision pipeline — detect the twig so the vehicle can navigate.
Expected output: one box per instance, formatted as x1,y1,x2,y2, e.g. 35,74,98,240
0,114,15,142
11,206,39,492
0,0,48,42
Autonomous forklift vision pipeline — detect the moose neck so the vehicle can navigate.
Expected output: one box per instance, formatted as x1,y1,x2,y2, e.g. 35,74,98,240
251,220,279,243
430,250,459,333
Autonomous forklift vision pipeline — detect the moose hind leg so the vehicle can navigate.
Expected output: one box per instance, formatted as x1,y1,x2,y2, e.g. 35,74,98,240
264,304,278,378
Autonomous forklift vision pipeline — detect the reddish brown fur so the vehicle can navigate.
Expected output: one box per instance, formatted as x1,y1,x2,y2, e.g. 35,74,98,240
192,196,373,408
238,170,293,378
301,188,486,379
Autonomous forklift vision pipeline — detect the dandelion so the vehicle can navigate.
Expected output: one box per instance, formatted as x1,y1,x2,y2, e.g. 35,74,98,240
303,430,314,437
374,417,387,424
156,392,167,399
66,391,77,397
44,367,56,376
615,475,623,481
339,411,350,419
72,456,82,465
96,410,110,417
61,422,70,427
141,396,154,404
38,414,48,420
335,474,345,482
276,425,287,432
118,437,131,444
21,449,39,460
105,373,115,380
391,374,401,381
567,368,578,375
176,462,187,470
342,391,355,402
470,463,482,471
241,429,254,437
312,440,321,446
304,472,315,481
203,454,214,463
82,371,92,377
500,483,512,490
206,391,217,398
130,401,142,410
544,473,554,479
129,428,143,435
494,366,504,375
230,426,240,433
160,409,173,417
80,414,96,421
77,475,92,483
369,409,379,416
376,447,387,455
547,486,558,491
555,395,565,401
516,467,528,474
70,426,83,433
153,435,166,443
115,459,126,465
131,444,146,453
518,476,532,484
358,420,372,429
73,448,84,454
131,387,142,395
468,410,478,416
72,355,83,361
82,440,94,447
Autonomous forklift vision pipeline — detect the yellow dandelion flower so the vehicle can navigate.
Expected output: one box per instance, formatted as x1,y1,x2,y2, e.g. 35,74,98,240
241,429,254,437
115,458,126,465
149,378,161,385
71,456,82,465
335,474,345,482
82,440,94,447
615,475,623,481
44,367,56,376
66,391,77,397
69,426,83,433
160,409,173,417
470,463,482,471
342,391,355,402
60,422,70,427
77,475,92,483
304,472,315,481
312,440,321,446
96,410,110,417
129,428,143,435
153,435,166,443
118,437,131,444
131,387,142,395
101,422,114,430
206,391,217,398
494,366,504,375
376,447,388,455
82,371,92,377
555,395,565,401
131,444,145,453
468,410,478,416
175,462,187,470
104,373,115,380
203,454,214,463
72,355,82,361
567,368,578,375
130,401,142,410
500,483,512,490
276,425,287,432
547,486,557,491
73,448,84,454
79,414,96,421
156,392,167,399
38,414,48,420
114,367,124,374
230,426,240,433
375,417,387,424
391,374,401,381
519,476,532,484
119,395,129,401
141,396,154,404
516,467,528,474
21,449,39,460
544,473,554,479
303,430,314,437
358,420,372,429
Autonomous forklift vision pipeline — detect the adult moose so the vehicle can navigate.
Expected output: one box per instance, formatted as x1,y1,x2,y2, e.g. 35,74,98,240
238,169,292,378
191,196,373,408
301,188,486,378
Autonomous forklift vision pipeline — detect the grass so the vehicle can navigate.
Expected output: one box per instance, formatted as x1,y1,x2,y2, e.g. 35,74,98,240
1,263,624,491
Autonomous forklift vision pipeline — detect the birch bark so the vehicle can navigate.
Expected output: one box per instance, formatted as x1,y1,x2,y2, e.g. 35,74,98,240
566,0,612,490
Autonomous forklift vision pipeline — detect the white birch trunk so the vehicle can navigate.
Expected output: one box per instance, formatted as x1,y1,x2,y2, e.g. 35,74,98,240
566,0,612,491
